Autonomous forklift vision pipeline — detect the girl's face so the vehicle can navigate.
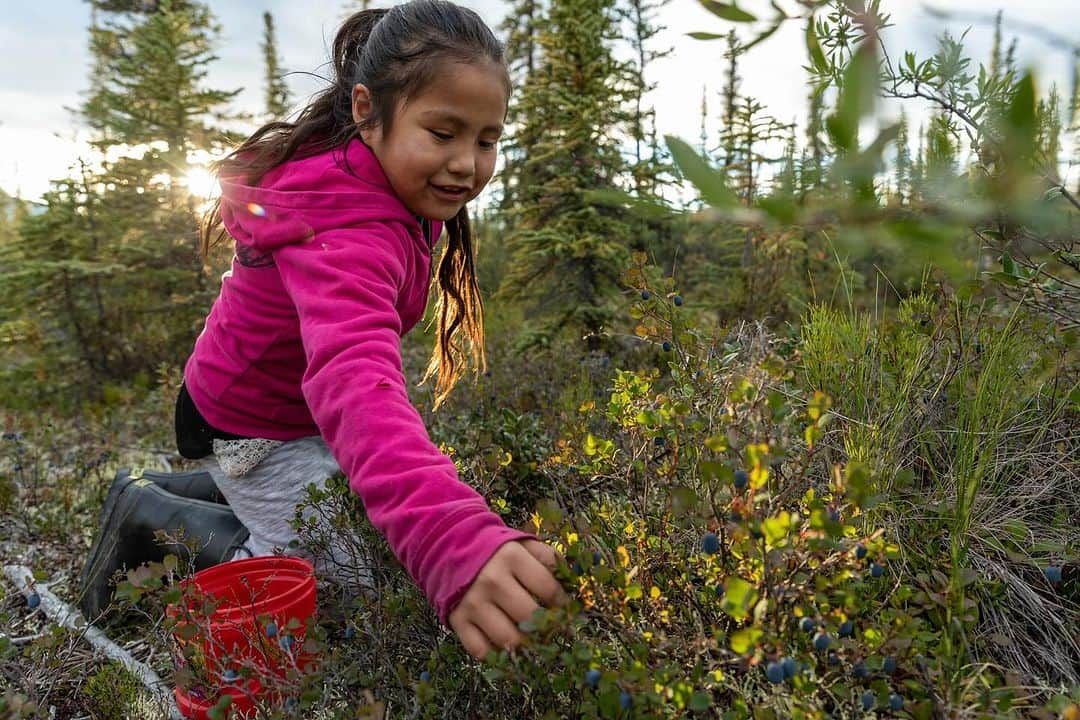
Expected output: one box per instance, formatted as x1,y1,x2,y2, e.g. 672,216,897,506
354,60,508,222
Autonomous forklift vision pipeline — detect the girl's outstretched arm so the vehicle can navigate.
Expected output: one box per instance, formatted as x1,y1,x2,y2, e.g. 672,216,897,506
273,220,556,629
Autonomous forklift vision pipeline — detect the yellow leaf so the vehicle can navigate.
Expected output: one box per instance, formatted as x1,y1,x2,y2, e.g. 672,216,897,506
650,585,661,600
566,532,578,545
624,521,636,537
626,584,643,600
750,466,769,489
617,545,631,567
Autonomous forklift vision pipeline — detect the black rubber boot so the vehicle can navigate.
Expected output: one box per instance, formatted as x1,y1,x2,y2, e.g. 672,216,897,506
78,474,249,621
127,468,228,505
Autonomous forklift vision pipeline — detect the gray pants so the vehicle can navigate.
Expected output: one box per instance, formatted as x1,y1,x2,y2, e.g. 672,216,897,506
199,435,375,590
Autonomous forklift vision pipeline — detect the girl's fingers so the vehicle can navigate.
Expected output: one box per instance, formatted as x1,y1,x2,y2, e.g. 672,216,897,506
454,619,492,661
494,572,543,625
474,602,524,654
515,542,569,608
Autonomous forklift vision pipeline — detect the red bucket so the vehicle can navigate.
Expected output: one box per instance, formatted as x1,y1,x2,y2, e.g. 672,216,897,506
167,556,318,718
174,681,259,720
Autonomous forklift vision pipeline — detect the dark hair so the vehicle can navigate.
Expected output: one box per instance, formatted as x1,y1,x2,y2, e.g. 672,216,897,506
200,0,509,409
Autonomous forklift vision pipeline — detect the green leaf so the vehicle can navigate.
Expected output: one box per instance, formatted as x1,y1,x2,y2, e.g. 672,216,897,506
805,18,827,73
826,42,879,152
744,20,782,51
1002,252,1017,276
689,692,712,711
729,626,763,654
720,577,759,621
664,135,737,208
762,511,792,545
687,31,727,40
699,0,756,22
1005,72,1037,159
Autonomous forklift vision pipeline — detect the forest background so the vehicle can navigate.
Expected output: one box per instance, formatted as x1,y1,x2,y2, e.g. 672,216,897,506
0,0,1078,718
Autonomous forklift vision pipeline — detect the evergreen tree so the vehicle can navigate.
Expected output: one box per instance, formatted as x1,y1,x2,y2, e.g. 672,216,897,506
803,70,827,195
262,11,292,120
82,0,241,170
497,0,544,212
1036,85,1062,178
500,0,636,348
893,110,911,205
699,85,710,158
619,0,672,196
719,30,740,169
0,0,241,404
911,122,926,202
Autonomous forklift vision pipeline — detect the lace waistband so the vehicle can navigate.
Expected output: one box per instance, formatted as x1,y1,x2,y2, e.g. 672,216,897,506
212,437,285,478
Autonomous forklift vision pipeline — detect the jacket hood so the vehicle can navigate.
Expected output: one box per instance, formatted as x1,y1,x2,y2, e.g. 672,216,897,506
218,139,422,252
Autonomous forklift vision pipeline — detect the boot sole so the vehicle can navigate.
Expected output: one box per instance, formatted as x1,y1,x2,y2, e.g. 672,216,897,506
78,471,143,619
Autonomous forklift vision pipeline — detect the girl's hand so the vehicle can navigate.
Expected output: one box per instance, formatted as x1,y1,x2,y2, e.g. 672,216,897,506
448,539,567,660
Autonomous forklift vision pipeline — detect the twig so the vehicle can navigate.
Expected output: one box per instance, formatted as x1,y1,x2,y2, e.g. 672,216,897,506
1,564,182,720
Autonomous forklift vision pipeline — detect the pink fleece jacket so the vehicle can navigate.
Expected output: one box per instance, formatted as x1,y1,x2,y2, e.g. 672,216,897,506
183,139,536,625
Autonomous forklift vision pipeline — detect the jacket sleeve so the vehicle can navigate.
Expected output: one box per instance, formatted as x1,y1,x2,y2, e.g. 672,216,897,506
273,222,537,625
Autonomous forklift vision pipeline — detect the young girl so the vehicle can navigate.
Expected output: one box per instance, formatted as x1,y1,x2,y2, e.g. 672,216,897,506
79,0,566,661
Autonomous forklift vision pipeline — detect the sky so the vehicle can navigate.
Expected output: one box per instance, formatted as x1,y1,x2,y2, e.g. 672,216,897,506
0,0,1078,204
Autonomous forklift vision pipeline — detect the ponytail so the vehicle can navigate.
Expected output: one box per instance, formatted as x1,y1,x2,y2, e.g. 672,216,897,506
421,206,486,410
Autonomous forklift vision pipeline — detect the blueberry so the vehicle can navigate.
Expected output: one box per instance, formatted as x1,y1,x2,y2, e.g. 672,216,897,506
765,661,785,684
781,657,798,679
714,584,725,598
839,620,854,638
573,561,584,575
813,633,831,651
827,652,840,666
694,370,705,381
661,341,673,352
800,617,816,633
882,656,896,674
889,693,903,710
223,668,238,683
419,671,431,683
828,508,841,523
343,625,356,640
640,290,651,300
27,593,41,610
729,511,742,522
619,692,633,709
654,436,665,446
265,622,278,638
855,544,868,560
870,562,885,578
593,551,603,565
733,470,748,489
585,669,602,688
1043,565,1062,584
701,532,720,555
862,690,876,710
279,634,295,651
853,662,869,679
284,698,297,710
673,295,684,307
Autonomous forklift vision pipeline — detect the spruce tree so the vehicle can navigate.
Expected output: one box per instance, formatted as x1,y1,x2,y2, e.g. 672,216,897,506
500,0,636,348
497,0,544,212
0,0,241,403
619,0,672,197
82,0,241,169
893,110,911,205
262,11,292,120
